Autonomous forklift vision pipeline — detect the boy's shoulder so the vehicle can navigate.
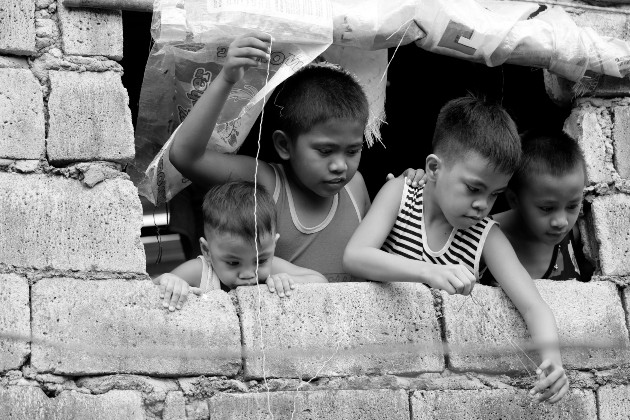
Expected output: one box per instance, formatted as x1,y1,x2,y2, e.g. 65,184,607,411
346,171,371,216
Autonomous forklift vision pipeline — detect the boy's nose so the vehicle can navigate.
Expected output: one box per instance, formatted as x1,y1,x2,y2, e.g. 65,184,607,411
551,213,568,229
238,269,256,280
472,199,487,211
329,157,347,173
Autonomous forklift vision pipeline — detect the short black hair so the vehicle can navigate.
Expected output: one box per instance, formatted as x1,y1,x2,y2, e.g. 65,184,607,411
510,130,586,191
432,95,521,174
272,63,369,139
202,181,276,244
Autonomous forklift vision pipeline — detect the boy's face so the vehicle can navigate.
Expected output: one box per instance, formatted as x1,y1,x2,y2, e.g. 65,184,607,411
510,166,585,246
434,151,511,230
286,118,364,197
201,231,277,289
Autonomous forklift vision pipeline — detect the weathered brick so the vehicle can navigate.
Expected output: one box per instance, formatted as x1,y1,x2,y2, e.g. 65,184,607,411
591,194,630,276
598,385,630,420
569,11,629,41
47,71,134,163
209,389,410,419
0,0,36,55
31,279,241,376
443,281,629,372
564,106,613,184
0,69,45,159
412,389,596,420
163,391,186,420
0,274,30,372
238,283,444,379
0,173,144,272
0,387,143,419
57,3,123,59
613,106,630,179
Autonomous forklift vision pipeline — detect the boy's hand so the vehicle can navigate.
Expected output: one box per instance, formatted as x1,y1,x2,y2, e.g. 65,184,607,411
425,264,475,295
153,273,203,311
266,273,296,298
530,359,569,404
222,33,272,84
386,168,427,188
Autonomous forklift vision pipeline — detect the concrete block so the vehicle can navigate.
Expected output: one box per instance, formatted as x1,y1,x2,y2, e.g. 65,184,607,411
47,71,134,163
237,282,444,379
624,287,630,331
613,106,630,179
0,274,30,372
412,389,596,420
0,387,143,419
0,173,145,273
163,391,186,420
598,385,630,420
0,69,45,159
57,3,123,59
443,281,629,372
31,279,241,376
570,11,629,41
591,194,630,276
564,106,612,185
209,389,410,420
0,0,36,55
544,71,630,104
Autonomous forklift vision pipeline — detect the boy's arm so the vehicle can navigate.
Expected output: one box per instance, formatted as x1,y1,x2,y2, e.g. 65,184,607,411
346,171,371,215
343,177,475,294
153,258,204,311
265,256,327,297
169,34,276,191
483,226,569,403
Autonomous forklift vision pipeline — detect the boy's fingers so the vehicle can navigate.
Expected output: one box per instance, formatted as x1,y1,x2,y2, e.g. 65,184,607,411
266,278,276,293
281,275,292,297
386,173,394,181
546,382,569,404
176,285,189,310
162,282,174,308
531,367,564,396
537,377,567,403
168,283,182,311
190,287,204,296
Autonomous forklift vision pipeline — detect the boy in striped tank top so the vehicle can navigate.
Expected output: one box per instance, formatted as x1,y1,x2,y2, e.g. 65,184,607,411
344,96,568,403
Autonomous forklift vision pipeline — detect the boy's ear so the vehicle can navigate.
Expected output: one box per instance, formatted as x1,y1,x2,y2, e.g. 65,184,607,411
425,154,441,182
272,130,291,161
505,188,519,209
199,237,210,258
274,233,280,244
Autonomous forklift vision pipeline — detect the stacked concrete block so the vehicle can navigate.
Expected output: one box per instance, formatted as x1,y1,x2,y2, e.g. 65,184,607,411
0,274,30,372
209,389,410,420
47,71,135,164
591,194,630,276
0,0,36,56
0,173,144,273
411,389,596,420
613,105,630,179
0,68,45,159
57,2,123,59
237,282,444,379
568,10,629,41
598,385,630,420
0,387,144,419
31,279,241,376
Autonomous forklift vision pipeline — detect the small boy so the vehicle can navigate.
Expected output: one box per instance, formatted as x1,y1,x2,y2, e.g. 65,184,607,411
343,96,569,403
154,181,327,311
169,32,421,281
481,130,593,284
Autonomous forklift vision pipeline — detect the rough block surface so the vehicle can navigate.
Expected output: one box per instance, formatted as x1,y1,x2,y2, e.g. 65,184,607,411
31,279,241,376
57,3,123,58
0,387,143,419
412,389,596,419
0,0,36,55
0,173,145,273
209,389,410,419
0,274,30,372
238,282,444,379
443,281,629,372
564,106,612,185
598,385,630,420
47,71,134,163
0,69,45,159
569,11,629,41
591,194,630,276
613,106,630,179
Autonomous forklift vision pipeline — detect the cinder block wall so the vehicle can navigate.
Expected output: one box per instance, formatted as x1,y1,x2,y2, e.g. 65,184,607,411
0,1,629,419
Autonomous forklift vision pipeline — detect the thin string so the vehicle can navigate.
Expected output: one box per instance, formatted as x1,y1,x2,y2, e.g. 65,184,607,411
254,32,274,420
379,18,414,84
152,206,162,264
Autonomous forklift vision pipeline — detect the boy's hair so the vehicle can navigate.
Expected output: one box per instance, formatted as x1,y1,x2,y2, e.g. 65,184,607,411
509,130,586,191
432,95,521,174
202,181,276,244
272,63,369,139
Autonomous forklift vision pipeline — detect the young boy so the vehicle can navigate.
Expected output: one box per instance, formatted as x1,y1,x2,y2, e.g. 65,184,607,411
481,130,593,284
154,181,327,311
169,32,421,281
343,96,569,403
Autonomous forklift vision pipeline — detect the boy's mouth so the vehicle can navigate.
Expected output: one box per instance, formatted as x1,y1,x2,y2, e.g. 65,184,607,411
325,178,345,184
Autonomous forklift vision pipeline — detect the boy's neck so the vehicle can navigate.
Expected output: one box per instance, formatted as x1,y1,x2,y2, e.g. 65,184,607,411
422,182,451,228
283,163,336,221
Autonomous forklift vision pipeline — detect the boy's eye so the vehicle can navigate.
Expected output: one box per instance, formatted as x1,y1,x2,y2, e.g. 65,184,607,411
567,204,580,211
225,261,239,266
346,148,362,156
539,207,552,212
317,148,332,155
466,185,479,193
258,258,270,265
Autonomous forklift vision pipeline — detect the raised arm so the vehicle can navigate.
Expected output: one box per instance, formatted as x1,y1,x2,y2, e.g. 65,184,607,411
343,178,474,294
169,33,275,189
482,226,568,403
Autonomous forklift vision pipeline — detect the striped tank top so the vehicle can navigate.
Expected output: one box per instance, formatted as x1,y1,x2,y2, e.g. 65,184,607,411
382,183,496,280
